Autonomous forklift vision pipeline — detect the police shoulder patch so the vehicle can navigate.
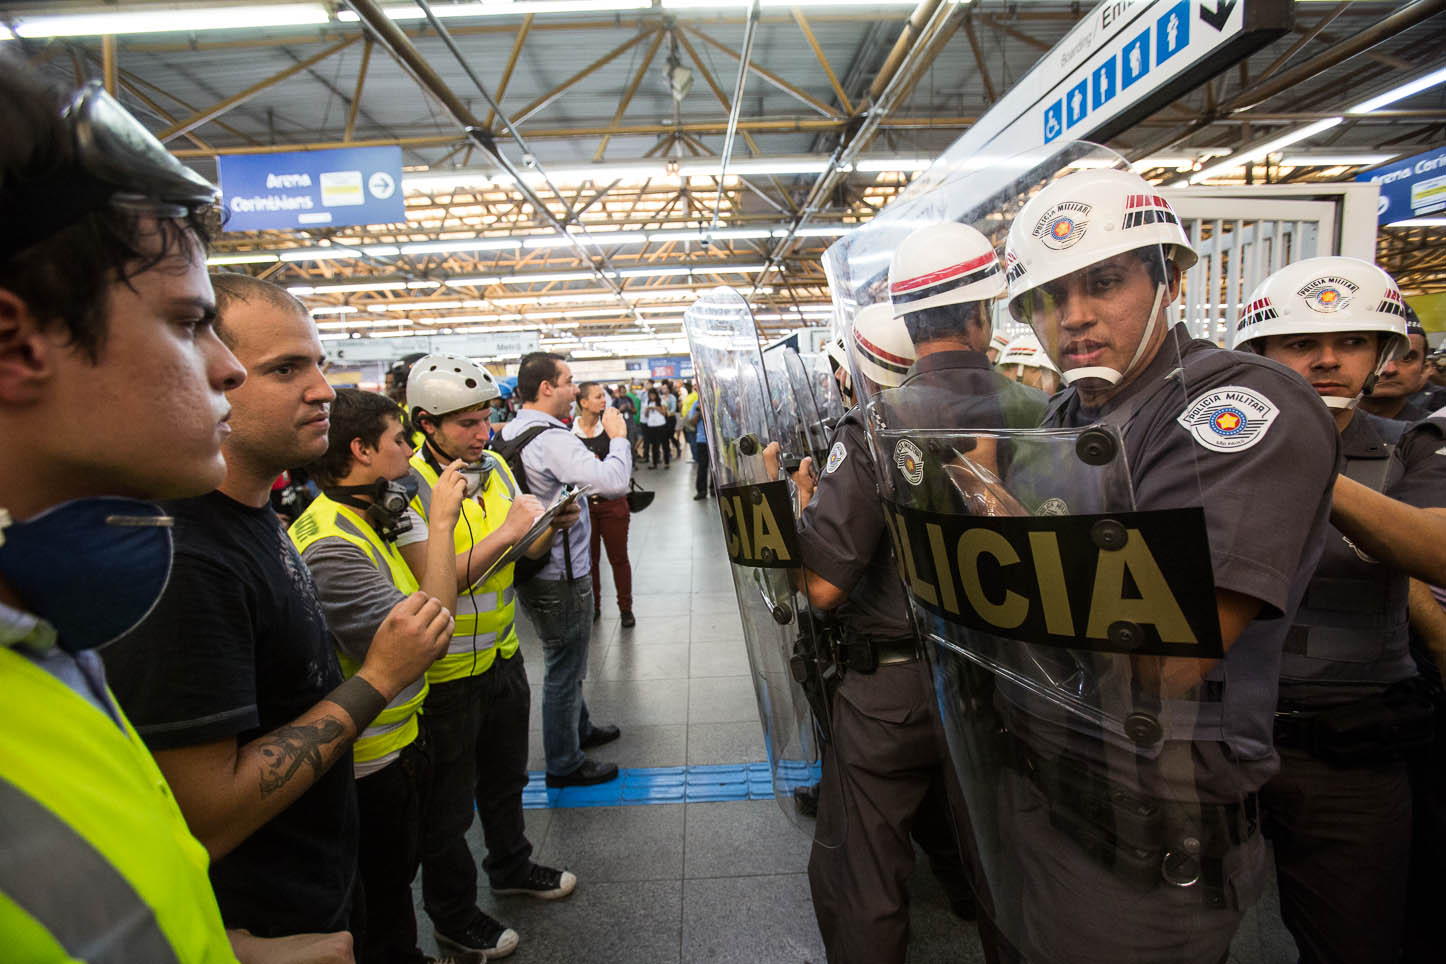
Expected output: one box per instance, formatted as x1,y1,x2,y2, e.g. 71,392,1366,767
1176,385,1279,453
825,441,848,474
894,439,925,485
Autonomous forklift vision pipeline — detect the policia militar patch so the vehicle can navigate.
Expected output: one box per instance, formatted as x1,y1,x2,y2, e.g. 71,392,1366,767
880,502,1223,658
718,480,803,569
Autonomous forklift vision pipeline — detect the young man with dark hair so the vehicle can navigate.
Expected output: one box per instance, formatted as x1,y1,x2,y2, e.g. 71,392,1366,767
401,353,576,961
0,64,352,962
499,352,632,787
290,388,472,964
102,275,454,947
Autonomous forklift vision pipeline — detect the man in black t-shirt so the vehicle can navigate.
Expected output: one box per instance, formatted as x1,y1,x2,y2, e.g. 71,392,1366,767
104,274,453,941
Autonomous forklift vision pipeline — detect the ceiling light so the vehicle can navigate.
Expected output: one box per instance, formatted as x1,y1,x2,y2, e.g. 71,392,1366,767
399,239,520,255
288,280,442,296
311,306,359,316
1185,117,1344,185
497,271,603,285
376,300,466,312
207,252,280,266
1386,218,1446,227
1348,66,1446,114
447,276,504,287
1277,153,1400,167
12,4,330,38
336,0,651,23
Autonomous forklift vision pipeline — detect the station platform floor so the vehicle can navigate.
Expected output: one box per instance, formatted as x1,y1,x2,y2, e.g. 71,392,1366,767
413,447,1298,964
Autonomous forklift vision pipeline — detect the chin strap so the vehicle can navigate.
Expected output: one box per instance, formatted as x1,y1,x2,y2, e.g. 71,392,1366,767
1059,281,1169,389
1321,395,1359,410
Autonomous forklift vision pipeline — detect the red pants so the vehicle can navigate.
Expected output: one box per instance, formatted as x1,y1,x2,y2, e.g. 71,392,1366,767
588,495,632,613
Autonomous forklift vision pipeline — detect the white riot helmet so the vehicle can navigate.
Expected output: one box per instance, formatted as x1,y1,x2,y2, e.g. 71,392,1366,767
988,329,1013,359
997,332,1060,373
825,334,853,403
1006,168,1197,389
848,302,917,399
1231,256,1410,410
406,353,500,424
888,221,1006,319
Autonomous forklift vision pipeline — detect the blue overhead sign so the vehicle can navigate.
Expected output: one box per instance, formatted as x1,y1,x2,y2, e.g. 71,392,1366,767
217,146,405,232
1356,146,1446,226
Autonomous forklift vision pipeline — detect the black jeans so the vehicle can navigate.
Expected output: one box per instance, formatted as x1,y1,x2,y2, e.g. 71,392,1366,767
692,440,710,495
355,738,431,964
644,425,670,467
419,652,534,932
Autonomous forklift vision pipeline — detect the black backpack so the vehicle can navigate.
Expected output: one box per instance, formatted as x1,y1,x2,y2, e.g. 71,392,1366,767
487,424,559,583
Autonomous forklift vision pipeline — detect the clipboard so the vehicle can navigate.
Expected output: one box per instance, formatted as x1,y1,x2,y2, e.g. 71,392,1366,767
476,483,590,582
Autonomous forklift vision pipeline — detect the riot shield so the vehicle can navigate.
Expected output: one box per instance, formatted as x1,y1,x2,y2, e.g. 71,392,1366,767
684,287,838,840
846,144,1271,963
764,345,834,467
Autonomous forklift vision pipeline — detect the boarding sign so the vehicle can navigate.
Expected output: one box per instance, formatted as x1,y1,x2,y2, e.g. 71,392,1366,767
327,329,541,363
218,146,406,232
1355,146,1446,226
900,0,1291,205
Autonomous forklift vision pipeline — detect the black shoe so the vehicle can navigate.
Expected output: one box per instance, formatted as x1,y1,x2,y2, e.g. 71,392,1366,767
693,493,706,501
620,610,636,628
593,608,600,622
491,861,577,901
545,758,619,788
580,723,621,748
435,913,519,961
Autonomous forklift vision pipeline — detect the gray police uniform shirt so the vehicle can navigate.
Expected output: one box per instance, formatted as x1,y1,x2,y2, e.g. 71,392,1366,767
798,351,1047,641
1048,324,1340,793
1280,410,1446,707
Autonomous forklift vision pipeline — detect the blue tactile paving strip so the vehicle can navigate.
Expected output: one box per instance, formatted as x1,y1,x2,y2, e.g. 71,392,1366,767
522,760,824,809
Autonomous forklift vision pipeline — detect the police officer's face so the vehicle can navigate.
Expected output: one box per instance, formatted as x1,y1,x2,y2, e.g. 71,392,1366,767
1371,333,1427,399
436,408,492,462
1029,252,1177,390
1261,331,1379,402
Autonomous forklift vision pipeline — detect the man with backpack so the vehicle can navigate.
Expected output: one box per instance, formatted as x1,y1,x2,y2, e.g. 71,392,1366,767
497,353,632,788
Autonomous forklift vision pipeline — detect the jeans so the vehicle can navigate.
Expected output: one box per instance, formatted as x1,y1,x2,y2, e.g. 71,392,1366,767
692,440,710,495
355,739,431,964
418,652,533,933
516,575,598,776
644,425,670,467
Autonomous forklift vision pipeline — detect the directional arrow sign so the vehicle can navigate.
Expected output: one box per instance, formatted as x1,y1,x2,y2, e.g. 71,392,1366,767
1201,0,1239,31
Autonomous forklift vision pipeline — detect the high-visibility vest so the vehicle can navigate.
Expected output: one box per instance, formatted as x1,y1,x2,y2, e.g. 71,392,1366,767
289,495,427,764
0,644,239,963
408,451,522,684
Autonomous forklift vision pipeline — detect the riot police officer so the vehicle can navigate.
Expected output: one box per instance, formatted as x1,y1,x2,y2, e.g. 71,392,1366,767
1232,256,1446,964
795,223,1043,964
985,166,1341,962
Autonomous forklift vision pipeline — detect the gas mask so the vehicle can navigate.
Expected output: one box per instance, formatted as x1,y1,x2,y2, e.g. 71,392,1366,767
325,476,419,542
0,499,173,652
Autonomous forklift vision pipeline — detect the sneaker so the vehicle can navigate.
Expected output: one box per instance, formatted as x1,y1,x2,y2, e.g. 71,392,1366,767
620,610,636,628
693,493,706,501
429,955,487,964
545,758,619,788
435,913,519,961
579,723,621,748
491,861,578,901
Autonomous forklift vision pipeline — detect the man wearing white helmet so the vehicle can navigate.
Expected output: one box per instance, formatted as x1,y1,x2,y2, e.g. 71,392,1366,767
1002,167,1340,962
986,328,1012,365
1232,256,1446,964
995,331,1061,395
793,223,1044,964
401,354,579,961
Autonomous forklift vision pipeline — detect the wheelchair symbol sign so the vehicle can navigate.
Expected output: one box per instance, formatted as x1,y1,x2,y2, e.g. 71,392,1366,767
1044,100,1064,143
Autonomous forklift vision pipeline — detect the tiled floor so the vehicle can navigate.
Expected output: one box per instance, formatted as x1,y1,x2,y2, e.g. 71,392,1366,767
411,451,980,963
413,447,1297,963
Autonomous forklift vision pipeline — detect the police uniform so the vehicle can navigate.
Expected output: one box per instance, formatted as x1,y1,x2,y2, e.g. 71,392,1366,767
1008,325,1341,964
800,351,1044,964
1261,409,1446,964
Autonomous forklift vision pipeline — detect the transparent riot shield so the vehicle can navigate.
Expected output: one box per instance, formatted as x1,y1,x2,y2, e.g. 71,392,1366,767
843,143,1275,964
765,345,834,467
684,287,838,840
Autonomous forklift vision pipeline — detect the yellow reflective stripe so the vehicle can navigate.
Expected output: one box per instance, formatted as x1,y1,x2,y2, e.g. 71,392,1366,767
352,713,419,764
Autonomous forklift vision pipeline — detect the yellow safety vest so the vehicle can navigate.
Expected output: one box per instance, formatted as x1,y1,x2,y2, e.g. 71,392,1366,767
0,644,238,963
289,495,427,764
408,451,521,684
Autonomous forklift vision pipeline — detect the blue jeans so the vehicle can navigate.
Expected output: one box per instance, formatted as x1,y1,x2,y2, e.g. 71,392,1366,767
516,575,597,775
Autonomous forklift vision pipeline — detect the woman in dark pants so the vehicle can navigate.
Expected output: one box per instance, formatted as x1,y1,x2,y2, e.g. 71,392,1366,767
642,387,670,469
573,382,635,625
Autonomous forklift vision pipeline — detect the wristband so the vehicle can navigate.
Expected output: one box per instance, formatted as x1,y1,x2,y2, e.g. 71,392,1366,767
328,676,388,731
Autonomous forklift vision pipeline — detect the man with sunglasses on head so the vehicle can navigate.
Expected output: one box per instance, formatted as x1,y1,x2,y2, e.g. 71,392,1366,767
0,65,360,962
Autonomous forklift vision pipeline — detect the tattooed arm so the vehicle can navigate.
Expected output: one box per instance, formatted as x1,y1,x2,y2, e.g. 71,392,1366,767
150,593,452,861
